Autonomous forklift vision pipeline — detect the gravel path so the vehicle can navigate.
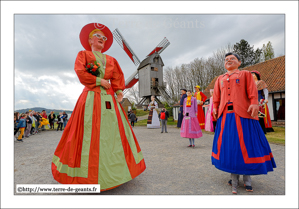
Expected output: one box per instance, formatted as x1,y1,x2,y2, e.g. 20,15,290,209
14,126,284,195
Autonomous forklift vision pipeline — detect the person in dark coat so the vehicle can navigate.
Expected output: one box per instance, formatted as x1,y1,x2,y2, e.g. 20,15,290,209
33,111,41,133
129,111,136,127
48,111,56,129
177,88,187,128
62,111,68,128
56,112,64,131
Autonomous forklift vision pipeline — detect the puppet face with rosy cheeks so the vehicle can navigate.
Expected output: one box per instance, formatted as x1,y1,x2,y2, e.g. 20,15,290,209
224,55,241,71
251,73,258,81
89,31,106,52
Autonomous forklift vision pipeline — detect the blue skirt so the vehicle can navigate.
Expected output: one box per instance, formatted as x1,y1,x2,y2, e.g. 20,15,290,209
211,108,276,175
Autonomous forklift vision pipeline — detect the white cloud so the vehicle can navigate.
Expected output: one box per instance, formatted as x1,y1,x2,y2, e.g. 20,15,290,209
63,72,77,78
15,99,30,104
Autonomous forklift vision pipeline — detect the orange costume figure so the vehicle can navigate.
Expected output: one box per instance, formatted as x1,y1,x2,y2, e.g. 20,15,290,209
51,23,146,191
194,85,207,129
251,70,274,133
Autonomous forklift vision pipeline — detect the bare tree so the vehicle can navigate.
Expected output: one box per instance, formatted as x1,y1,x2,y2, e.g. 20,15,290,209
126,83,141,104
164,43,236,100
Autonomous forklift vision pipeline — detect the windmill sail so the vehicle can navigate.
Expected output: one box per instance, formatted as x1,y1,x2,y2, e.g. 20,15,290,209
112,28,141,66
124,70,139,90
147,37,170,57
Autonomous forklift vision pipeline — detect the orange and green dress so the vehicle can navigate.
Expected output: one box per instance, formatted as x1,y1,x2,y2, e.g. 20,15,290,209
51,50,146,191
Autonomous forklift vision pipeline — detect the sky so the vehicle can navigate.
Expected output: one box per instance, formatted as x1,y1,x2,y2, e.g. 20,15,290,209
14,13,285,111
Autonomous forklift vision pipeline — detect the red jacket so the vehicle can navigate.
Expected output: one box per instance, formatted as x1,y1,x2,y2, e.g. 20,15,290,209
42,112,47,119
213,70,258,120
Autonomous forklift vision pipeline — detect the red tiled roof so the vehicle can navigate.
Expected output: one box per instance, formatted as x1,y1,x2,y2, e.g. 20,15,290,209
203,56,285,98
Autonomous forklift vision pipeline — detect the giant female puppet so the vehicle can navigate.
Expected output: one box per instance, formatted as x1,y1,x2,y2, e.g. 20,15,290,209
211,52,276,194
180,90,203,147
51,23,146,191
251,70,274,133
194,85,207,129
147,96,160,129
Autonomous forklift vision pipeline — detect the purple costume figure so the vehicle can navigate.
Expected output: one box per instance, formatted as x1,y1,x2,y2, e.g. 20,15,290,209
180,90,203,147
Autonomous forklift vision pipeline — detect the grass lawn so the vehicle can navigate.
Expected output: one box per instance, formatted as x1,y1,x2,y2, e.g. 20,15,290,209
134,119,148,126
136,109,149,117
135,116,177,127
265,126,285,145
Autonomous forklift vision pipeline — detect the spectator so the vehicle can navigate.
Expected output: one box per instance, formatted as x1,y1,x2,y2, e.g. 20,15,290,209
24,112,32,137
62,111,68,128
48,111,56,129
16,113,27,142
159,108,169,133
129,111,136,127
41,110,47,130
56,112,64,131
14,114,19,140
33,111,41,133
42,110,47,119
38,112,50,129
29,112,36,135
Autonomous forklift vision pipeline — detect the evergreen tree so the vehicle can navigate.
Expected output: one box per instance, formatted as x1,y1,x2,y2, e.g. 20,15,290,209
233,39,262,68
254,48,263,64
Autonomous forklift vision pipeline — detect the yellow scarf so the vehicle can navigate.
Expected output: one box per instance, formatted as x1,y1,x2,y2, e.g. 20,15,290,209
186,96,192,107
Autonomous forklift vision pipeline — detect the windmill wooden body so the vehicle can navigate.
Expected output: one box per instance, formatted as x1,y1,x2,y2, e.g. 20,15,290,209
113,28,174,108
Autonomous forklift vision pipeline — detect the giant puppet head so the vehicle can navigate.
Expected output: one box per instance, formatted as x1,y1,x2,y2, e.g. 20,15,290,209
151,95,155,102
224,52,241,71
79,23,113,53
251,70,261,81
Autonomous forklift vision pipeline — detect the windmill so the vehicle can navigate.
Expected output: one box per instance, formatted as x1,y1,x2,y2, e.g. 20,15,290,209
112,28,174,108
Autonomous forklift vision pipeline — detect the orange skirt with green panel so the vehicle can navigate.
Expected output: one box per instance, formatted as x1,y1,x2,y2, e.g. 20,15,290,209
52,51,146,191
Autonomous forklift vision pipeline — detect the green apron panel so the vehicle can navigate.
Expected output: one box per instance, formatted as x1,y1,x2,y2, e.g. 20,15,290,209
117,102,144,164
98,94,132,188
93,51,106,79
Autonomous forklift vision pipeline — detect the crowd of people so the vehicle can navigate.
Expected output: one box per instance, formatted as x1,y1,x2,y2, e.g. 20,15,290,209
14,110,69,142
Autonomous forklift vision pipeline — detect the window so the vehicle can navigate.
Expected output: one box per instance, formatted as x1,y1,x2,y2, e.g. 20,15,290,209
274,98,285,120
151,78,158,87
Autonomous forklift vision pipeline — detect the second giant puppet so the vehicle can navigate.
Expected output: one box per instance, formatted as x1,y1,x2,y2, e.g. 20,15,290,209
194,85,207,129
51,23,146,191
211,52,276,194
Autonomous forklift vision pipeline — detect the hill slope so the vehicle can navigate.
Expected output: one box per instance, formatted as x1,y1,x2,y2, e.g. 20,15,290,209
15,107,72,114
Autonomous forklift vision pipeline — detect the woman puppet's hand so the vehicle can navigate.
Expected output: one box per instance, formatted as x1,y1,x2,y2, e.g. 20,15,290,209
101,79,111,89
